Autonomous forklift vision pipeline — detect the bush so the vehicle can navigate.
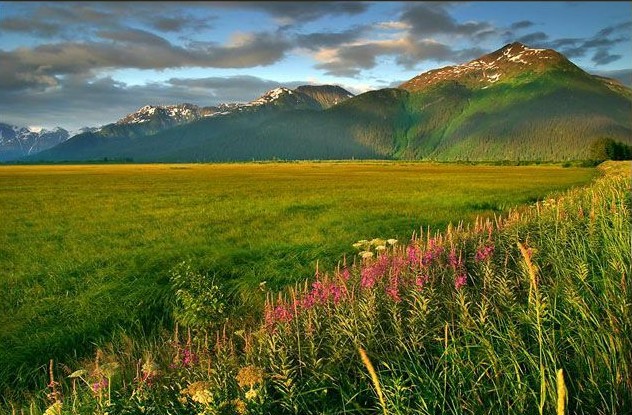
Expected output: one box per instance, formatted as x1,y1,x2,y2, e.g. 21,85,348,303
169,261,227,332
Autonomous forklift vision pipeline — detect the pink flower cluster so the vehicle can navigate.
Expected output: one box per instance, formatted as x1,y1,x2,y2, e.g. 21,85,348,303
454,273,467,290
361,255,390,289
449,248,468,290
171,347,198,368
421,239,445,267
263,234,494,328
91,377,108,393
265,269,351,329
475,243,495,262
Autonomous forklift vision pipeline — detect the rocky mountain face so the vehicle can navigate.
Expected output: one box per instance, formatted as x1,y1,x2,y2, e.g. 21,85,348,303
400,42,579,91
0,124,69,161
294,85,355,109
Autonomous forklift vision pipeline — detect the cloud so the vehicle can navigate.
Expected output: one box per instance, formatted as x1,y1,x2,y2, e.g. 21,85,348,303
0,17,63,37
510,20,535,30
401,3,492,37
516,31,549,45
0,2,216,40
504,20,631,65
295,27,368,51
313,36,484,77
591,49,622,65
1,31,292,91
211,1,370,25
166,75,305,102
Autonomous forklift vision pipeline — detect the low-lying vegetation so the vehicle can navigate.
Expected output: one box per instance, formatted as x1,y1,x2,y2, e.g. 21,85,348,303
0,162,595,401
11,161,629,414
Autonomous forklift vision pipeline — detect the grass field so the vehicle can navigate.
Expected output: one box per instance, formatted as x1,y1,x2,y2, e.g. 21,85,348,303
0,161,597,400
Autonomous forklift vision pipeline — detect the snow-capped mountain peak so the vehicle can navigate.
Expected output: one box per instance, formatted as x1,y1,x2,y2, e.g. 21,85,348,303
116,103,203,125
0,122,70,161
245,87,294,107
400,42,571,92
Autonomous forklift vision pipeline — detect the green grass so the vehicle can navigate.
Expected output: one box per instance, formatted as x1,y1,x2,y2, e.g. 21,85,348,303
0,161,597,402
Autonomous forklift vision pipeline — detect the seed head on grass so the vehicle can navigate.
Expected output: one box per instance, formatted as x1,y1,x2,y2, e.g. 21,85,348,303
557,368,567,415
358,347,388,415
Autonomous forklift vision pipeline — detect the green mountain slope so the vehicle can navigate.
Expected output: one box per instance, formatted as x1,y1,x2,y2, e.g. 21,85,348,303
28,43,632,163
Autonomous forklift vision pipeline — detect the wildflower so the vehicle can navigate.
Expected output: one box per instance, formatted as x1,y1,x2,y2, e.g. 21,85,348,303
233,399,248,415
360,251,374,259
454,273,467,290
360,255,388,289
340,267,351,281
448,248,461,269
415,274,428,290
330,283,344,304
139,359,160,386
245,388,259,401
385,276,401,302
92,377,108,393
274,304,293,323
375,245,387,252
181,347,198,367
406,244,420,266
236,365,264,389
370,238,386,247
475,244,495,262
181,381,213,405
264,302,275,327
387,239,398,245
301,292,316,310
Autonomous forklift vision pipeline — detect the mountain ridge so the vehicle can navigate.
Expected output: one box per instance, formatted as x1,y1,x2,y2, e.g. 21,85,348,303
22,42,632,163
0,123,70,161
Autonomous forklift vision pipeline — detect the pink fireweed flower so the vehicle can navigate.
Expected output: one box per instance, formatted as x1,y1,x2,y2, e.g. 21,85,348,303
448,248,461,270
330,283,345,304
475,244,495,262
386,275,401,302
360,255,390,290
360,267,376,289
181,347,198,367
301,292,316,310
421,244,444,267
92,378,108,393
310,280,327,304
406,245,420,266
390,256,406,278
415,274,429,290
340,267,351,281
454,273,467,290
274,304,293,323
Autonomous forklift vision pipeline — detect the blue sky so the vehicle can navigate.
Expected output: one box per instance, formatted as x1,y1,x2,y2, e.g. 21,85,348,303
1,1,630,132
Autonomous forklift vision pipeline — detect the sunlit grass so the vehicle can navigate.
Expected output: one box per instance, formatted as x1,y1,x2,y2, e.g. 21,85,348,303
0,161,596,400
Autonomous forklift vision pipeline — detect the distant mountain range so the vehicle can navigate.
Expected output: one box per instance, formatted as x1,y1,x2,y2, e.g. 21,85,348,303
0,124,69,161
9,42,632,163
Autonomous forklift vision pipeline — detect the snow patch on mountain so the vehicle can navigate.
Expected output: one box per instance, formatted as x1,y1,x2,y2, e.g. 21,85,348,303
0,122,70,161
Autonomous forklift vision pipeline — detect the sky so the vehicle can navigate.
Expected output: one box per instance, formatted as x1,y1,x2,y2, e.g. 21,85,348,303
1,1,630,133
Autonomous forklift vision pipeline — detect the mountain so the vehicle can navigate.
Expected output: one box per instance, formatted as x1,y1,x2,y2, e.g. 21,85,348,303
0,124,69,161
389,42,632,160
27,44,632,163
294,85,355,109
29,84,361,162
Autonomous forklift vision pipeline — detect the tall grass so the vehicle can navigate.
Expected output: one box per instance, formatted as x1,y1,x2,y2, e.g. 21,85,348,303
0,162,595,400
14,161,629,414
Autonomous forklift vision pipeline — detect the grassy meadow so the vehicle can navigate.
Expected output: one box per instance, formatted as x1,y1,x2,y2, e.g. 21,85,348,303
0,161,598,404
